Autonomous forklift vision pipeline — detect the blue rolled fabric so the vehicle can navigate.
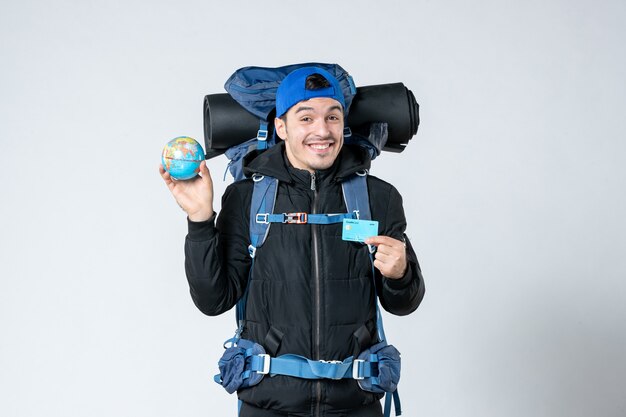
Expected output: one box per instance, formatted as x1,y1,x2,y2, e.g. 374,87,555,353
357,342,401,393
216,339,266,394
217,345,246,393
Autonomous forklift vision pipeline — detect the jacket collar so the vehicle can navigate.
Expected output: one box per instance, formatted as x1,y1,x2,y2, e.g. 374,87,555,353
243,141,372,185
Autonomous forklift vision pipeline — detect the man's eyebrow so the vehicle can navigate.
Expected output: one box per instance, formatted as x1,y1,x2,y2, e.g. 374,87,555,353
328,105,343,113
294,105,343,114
294,106,314,114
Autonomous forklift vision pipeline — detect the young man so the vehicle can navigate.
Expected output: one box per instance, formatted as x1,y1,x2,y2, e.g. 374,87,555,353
160,67,425,417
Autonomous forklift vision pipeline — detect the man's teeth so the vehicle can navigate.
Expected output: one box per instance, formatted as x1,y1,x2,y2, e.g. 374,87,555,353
310,143,330,150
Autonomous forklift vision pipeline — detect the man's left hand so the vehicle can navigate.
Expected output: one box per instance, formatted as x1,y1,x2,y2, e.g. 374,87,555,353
364,236,407,280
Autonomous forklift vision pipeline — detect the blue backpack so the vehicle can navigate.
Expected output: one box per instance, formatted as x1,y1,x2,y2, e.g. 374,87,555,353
222,62,389,181
214,63,402,417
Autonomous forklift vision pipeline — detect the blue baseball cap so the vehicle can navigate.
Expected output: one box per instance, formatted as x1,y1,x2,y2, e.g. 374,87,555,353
275,66,346,118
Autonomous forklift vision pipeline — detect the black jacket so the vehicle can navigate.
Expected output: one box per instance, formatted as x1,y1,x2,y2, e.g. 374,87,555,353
185,142,425,415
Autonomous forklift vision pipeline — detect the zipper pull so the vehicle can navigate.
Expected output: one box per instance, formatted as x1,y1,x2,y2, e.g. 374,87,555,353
310,172,317,191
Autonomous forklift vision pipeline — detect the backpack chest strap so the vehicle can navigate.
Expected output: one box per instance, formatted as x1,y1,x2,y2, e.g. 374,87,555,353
255,212,358,225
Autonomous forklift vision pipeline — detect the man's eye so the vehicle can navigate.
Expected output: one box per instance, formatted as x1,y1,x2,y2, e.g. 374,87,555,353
300,116,312,122
328,115,340,121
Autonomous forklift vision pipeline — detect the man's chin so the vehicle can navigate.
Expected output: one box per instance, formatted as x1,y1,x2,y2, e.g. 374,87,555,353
308,156,338,171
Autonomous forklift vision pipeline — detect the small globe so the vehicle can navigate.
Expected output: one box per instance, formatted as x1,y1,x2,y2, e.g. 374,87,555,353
162,136,205,180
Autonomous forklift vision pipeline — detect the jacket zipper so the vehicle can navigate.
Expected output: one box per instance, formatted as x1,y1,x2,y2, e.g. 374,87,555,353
311,172,322,417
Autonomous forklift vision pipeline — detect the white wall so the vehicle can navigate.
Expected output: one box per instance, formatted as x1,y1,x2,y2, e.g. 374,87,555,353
1,0,625,416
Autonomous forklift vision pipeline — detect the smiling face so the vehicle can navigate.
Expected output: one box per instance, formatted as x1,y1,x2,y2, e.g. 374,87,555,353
274,97,344,173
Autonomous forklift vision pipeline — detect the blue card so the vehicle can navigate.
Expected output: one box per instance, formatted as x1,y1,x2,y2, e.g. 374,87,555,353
342,219,379,242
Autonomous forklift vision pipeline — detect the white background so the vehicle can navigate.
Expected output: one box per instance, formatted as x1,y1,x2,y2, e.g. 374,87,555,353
1,1,625,416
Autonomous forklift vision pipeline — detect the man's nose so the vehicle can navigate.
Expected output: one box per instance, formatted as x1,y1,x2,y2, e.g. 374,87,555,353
313,119,331,137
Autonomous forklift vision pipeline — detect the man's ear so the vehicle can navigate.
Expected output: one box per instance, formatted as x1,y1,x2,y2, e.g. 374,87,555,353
274,117,287,140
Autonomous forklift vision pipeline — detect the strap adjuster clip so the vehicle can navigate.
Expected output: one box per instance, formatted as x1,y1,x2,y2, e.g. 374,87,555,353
284,213,307,224
257,354,270,375
256,213,269,224
257,129,268,141
352,359,365,380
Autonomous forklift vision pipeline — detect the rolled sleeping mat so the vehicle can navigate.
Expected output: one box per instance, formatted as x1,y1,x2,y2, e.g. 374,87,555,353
346,83,419,153
203,83,419,158
203,93,261,159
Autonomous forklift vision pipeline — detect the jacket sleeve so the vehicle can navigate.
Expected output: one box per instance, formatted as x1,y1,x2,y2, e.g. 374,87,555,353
184,184,252,316
375,185,425,316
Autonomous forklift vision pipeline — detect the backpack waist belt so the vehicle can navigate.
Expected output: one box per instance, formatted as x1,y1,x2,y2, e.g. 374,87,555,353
214,338,401,416
247,353,374,380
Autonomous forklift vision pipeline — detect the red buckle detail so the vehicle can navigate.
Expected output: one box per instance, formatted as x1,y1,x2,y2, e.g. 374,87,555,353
284,213,307,224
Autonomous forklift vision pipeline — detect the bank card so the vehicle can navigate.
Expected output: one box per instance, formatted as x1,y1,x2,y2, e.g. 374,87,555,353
342,219,379,242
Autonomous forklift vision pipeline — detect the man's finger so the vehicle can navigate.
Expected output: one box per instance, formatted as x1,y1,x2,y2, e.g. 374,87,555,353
374,251,395,262
373,258,386,272
364,235,393,246
374,244,399,257
365,235,404,248
159,164,175,186
199,160,208,174
199,160,212,182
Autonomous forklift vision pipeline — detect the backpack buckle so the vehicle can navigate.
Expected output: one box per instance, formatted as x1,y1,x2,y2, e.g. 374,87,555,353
284,213,307,224
257,129,268,141
352,359,365,380
257,354,270,375
256,213,270,224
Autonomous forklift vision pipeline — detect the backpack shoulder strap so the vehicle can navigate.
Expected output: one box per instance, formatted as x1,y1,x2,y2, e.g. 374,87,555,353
341,170,371,221
343,170,391,344
236,174,278,326
248,174,279,258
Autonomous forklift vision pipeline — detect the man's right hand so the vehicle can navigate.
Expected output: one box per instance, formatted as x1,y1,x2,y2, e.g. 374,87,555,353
159,160,214,222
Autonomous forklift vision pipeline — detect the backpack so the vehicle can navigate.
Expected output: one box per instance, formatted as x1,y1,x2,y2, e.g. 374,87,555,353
221,62,388,181
213,63,401,417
